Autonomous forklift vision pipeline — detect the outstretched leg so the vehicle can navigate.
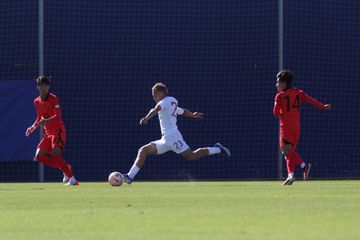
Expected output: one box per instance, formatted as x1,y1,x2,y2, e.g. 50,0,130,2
180,143,231,161
180,148,210,161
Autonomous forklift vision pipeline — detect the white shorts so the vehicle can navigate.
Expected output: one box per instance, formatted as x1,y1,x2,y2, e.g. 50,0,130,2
152,131,190,154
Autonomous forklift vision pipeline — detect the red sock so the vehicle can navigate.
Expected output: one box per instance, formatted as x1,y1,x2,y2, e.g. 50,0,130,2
36,155,60,169
52,155,73,178
285,150,304,166
286,158,295,174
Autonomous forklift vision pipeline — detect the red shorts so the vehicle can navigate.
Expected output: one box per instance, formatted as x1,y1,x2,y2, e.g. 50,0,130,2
279,128,300,151
37,126,66,153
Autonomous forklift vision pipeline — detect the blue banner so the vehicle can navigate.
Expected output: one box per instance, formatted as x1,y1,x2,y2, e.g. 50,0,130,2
0,80,38,161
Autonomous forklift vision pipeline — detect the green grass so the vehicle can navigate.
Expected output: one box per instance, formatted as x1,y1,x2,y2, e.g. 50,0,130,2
0,181,359,240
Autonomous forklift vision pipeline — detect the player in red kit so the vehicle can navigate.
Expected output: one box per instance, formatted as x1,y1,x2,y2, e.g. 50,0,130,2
25,76,78,186
273,70,331,185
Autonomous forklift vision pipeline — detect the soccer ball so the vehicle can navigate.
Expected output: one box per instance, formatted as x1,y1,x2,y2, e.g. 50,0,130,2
108,172,124,187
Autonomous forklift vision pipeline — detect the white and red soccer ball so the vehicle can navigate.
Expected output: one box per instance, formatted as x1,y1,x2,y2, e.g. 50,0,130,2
108,172,124,186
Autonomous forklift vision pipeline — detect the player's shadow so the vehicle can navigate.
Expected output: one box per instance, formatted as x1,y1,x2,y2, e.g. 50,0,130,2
173,171,198,182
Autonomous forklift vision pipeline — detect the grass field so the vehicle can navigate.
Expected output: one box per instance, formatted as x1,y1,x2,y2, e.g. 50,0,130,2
0,181,359,240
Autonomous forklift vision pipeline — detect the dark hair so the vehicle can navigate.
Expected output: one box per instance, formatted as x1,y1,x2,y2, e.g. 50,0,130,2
277,70,294,87
152,82,168,95
36,75,51,86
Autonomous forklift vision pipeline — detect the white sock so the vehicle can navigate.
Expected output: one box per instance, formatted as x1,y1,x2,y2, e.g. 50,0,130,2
207,147,221,155
301,162,306,168
288,173,294,178
128,164,140,179
69,176,77,184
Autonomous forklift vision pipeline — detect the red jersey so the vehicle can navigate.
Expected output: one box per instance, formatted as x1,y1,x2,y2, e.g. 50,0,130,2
34,93,64,134
273,88,326,131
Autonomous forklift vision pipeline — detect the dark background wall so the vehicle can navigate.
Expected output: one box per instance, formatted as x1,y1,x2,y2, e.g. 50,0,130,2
1,0,359,182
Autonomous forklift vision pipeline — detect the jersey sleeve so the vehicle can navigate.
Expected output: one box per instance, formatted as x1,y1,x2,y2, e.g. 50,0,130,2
273,93,283,116
156,99,166,111
47,96,62,121
299,90,326,110
175,107,184,115
33,100,41,127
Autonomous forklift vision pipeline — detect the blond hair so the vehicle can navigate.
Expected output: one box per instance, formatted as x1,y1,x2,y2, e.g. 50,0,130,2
152,82,168,95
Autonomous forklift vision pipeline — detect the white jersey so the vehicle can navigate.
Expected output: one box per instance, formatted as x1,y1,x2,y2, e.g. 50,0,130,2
156,96,184,136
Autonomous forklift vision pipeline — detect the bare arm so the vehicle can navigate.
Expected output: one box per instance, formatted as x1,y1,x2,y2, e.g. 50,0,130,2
140,104,161,125
180,108,204,119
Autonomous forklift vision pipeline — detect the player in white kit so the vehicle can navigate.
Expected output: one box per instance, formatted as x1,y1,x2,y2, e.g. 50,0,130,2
123,83,231,184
